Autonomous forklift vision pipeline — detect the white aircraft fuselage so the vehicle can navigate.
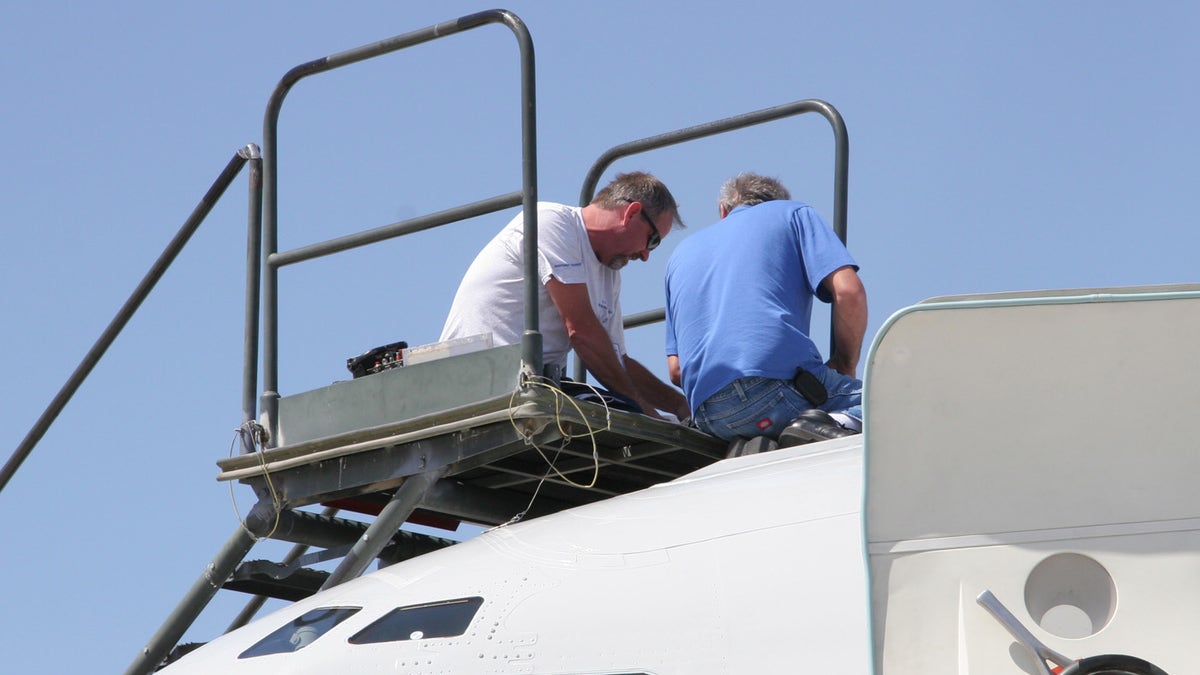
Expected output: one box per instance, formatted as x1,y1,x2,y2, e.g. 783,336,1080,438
164,437,870,674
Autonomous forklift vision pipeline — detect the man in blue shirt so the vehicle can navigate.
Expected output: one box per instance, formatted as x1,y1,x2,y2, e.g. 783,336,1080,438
664,173,866,443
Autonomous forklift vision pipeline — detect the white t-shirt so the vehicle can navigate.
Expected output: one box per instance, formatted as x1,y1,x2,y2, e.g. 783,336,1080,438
440,202,625,368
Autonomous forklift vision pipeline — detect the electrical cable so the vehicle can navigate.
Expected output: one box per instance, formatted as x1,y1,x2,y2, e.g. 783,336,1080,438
227,421,281,541
496,375,614,526
507,376,609,488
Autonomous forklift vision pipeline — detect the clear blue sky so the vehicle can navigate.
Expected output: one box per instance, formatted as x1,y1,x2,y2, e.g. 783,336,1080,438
2,2,1197,672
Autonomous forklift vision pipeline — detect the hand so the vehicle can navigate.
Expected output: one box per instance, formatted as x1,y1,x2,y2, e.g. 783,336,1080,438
826,357,856,379
673,403,691,422
637,398,668,421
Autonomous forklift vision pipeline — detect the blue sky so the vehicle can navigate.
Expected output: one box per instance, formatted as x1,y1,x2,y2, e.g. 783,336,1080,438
2,2,1197,672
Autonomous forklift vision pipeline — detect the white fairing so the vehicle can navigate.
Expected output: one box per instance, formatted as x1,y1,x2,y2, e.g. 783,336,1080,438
164,437,870,674
865,285,1200,674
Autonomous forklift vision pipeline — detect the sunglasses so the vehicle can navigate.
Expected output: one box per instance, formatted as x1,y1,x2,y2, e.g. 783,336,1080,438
638,207,662,251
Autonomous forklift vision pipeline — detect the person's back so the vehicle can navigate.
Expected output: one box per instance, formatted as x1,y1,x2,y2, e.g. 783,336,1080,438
665,199,846,410
665,173,865,443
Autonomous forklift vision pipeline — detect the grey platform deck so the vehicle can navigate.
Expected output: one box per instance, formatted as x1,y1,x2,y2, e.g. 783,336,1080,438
217,344,725,526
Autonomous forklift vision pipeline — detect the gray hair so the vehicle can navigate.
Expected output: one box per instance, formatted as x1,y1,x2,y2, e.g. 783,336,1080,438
718,173,791,212
592,171,685,228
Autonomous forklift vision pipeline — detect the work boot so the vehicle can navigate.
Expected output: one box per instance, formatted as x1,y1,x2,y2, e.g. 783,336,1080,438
828,411,862,433
726,435,778,458
778,409,857,447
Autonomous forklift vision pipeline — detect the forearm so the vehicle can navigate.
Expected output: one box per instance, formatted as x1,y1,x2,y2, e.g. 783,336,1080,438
825,268,868,377
569,328,651,409
828,298,866,376
546,277,667,417
624,356,689,419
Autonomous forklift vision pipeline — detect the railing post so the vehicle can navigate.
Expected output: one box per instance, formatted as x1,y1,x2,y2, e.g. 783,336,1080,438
241,146,263,450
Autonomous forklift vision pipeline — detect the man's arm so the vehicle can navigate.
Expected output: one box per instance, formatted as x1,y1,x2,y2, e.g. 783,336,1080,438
667,354,682,387
625,355,689,420
822,265,867,377
545,278,664,417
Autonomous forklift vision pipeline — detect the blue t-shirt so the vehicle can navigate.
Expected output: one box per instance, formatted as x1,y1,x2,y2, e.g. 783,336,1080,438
664,201,857,413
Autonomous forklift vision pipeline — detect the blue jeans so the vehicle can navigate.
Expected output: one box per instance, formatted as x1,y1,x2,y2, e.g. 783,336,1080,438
694,367,863,441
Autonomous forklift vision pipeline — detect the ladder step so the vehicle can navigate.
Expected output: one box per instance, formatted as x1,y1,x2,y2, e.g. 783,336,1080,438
157,642,206,671
224,560,329,601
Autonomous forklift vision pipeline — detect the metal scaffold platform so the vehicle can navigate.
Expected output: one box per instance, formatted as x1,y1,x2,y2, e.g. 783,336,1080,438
218,342,726,525
1,9,852,674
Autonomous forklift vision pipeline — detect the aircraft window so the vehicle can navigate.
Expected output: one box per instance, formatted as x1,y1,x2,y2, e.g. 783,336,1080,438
238,606,361,659
349,596,484,644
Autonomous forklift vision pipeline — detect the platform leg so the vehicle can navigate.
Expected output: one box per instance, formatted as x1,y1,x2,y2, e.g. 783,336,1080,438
320,467,448,590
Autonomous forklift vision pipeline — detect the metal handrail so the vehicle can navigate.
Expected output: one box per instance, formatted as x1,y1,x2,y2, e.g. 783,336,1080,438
573,99,850,381
0,145,261,496
258,9,540,445
580,99,848,241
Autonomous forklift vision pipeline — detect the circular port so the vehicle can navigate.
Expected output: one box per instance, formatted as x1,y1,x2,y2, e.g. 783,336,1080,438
1024,552,1116,639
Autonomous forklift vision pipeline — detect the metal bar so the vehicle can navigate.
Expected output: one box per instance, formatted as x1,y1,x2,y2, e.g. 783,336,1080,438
479,442,685,487
421,478,573,525
474,463,622,496
219,407,530,482
124,527,258,675
261,9,539,444
225,591,270,634
512,13,541,377
241,146,263,436
622,308,666,330
247,426,546,511
253,506,365,548
1,147,254,494
578,99,848,240
319,467,448,590
572,99,850,380
267,192,522,268
977,590,1073,675
225,504,340,629
240,505,457,555
225,505,338,633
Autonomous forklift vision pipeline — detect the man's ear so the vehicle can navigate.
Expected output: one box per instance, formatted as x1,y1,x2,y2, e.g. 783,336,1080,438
622,201,640,226
718,204,729,219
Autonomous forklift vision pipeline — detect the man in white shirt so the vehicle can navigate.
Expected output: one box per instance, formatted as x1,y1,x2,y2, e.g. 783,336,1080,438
442,171,689,420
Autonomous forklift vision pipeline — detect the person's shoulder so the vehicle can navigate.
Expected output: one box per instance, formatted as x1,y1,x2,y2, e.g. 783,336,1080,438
535,201,580,217
534,202,583,229
762,199,812,213
727,200,809,219
765,200,828,226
